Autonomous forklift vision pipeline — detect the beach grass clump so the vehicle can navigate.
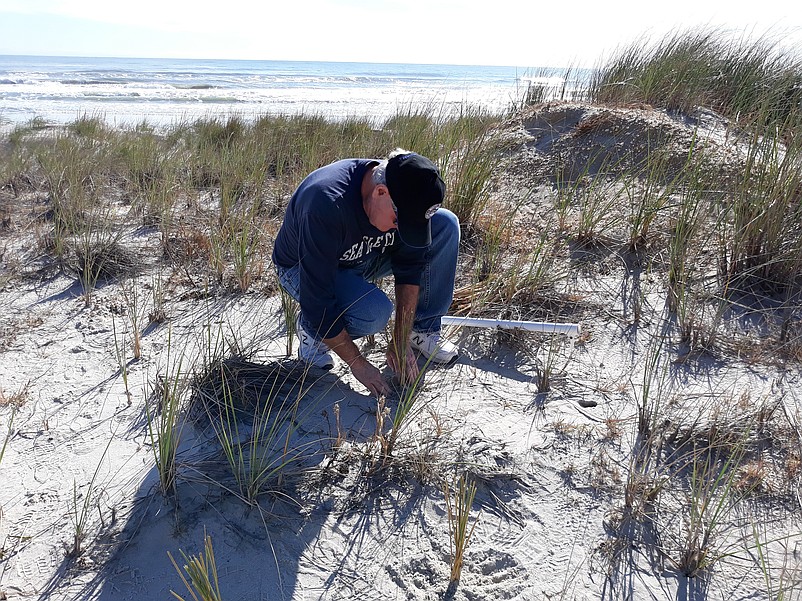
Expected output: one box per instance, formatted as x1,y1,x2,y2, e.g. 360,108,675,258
590,28,802,132
715,127,802,289
32,130,141,300
1,125,40,193
196,359,302,504
73,235,136,302
69,435,113,557
168,531,223,601
375,372,426,465
37,136,96,215
6,116,49,147
192,324,327,505
668,425,756,577
119,278,150,360
146,326,187,497
440,130,497,230
623,139,691,252
251,112,382,194
452,225,564,320
69,113,109,140
444,473,480,584
111,129,182,228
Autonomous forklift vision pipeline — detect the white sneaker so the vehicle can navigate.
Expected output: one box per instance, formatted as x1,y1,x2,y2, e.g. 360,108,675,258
410,330,459,364
297,318,335,370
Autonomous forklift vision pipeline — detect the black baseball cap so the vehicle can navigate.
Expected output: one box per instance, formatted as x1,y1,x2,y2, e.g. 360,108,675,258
385,152,445,248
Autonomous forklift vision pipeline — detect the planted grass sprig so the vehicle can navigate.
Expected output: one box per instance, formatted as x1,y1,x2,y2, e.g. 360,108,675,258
278,286,299,358
0,405,15,467
444,474,480,584
70,434,113,557
168,531,223,601
146,326,186,497
120,279,150,360
652,408,762,578
112,316,132,403
374,327,437,466
535,334,561,394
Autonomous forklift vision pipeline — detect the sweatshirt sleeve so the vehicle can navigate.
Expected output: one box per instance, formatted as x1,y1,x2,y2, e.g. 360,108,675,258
298,200,346,340
390,242,427,286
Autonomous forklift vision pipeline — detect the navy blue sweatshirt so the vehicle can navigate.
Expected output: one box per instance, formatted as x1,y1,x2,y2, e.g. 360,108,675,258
272,159,426,339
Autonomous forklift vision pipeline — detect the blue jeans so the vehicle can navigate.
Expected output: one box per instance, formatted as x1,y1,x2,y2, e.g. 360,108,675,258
276,209,460,340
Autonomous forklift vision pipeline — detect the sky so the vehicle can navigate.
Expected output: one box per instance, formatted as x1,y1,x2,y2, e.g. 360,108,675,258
0,0,800,67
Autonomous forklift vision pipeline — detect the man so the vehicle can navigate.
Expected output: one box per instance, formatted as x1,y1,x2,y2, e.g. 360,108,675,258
272,149,460,396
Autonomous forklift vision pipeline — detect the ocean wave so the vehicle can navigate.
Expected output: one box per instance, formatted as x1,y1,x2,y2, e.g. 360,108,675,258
60,79,121,85
171,84,217,90
0,56,536,126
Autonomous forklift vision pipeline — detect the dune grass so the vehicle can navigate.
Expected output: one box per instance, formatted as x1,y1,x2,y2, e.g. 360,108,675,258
589,28,802,131
444,473,480,584
168,531,223,601
194,356,324,505
146,326,186,497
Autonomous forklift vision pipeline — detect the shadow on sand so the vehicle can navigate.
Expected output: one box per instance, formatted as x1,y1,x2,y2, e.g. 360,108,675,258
36,354,495,600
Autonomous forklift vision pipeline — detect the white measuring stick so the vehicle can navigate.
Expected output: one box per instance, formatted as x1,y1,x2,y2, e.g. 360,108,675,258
441,316,581,338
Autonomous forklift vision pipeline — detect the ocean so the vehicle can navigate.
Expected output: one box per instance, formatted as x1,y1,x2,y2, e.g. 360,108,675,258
0,55,579,128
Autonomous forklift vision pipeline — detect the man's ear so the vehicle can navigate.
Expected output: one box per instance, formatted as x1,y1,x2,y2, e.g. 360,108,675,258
375,184,390,198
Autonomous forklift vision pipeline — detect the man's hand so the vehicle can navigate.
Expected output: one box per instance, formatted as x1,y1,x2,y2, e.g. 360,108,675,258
350,355,390,397
386,342,419,385
324,329,389,397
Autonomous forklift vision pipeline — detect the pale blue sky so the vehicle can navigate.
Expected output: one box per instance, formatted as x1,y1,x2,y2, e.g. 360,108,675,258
0,0,800,66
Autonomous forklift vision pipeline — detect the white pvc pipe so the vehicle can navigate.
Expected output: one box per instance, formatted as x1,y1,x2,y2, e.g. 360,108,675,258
441,316,582,338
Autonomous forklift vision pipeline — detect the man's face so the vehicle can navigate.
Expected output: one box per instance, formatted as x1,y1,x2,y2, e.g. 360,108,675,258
369,185,398,232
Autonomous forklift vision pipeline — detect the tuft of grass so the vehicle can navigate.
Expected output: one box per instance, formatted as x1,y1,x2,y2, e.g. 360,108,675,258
453,230,562,319
674,428,754,577
590,28,802,133
112,316,132,403
73,236,133,304
534,335,561,394
0,405,16,467
168,531,223,601
373,331,438,467
70,113,108,139
278,286,299,358
444,473,480,584
193,347,327,505
146,326,186,497
716,125,802,289
120,279,149,360
384,104,500,231
69,435,113,557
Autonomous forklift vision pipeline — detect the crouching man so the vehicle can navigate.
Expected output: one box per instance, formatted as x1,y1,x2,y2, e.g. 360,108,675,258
272,149,460,396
